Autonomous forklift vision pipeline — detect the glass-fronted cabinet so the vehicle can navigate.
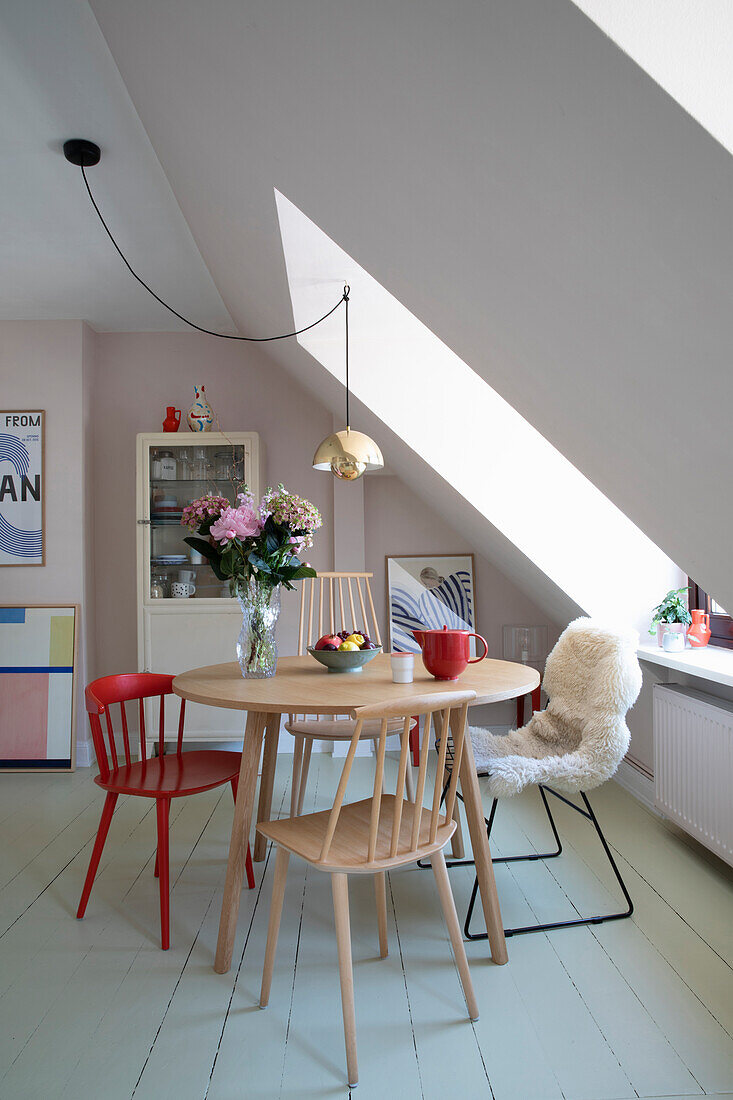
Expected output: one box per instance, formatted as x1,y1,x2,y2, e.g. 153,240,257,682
145,437,255,600
136,432,261,751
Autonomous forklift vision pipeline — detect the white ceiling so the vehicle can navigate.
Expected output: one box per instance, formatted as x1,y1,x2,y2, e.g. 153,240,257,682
0,0,233,331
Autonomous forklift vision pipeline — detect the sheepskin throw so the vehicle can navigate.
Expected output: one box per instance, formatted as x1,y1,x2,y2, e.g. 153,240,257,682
470,618,642,798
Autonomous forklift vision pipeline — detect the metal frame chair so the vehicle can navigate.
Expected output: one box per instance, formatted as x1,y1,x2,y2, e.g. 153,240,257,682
419,711,634,939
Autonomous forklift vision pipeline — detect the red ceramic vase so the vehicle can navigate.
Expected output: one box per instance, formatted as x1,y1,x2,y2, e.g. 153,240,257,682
163,406,181,432
687,609,711,648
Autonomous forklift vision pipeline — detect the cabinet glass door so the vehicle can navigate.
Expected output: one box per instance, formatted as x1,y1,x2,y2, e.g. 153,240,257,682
148,441,249,601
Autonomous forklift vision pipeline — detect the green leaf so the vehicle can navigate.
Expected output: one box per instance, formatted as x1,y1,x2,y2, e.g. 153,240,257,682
183,536,227,581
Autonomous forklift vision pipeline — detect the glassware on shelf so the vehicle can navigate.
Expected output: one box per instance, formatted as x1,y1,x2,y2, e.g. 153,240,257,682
192,446,209,480
151,570,169,598
215,449,231,479
177,448,192,479
157,450,177,480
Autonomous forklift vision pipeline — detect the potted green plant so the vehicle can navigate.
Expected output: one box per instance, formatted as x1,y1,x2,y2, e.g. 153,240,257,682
650,586,692,647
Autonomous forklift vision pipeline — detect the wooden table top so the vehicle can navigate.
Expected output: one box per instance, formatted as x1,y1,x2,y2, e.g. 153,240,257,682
172,654,539,714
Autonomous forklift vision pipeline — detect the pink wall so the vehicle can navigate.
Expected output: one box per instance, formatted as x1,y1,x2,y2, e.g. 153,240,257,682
91,332,335,677
364,475,559,724
90,331,559,737
0,320,93,754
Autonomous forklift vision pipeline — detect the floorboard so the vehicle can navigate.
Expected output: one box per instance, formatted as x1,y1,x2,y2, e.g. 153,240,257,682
0,755,731,1099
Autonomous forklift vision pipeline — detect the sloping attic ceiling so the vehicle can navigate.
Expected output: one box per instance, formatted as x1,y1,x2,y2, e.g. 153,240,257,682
0,0,234,331
570,0,733,155
53,2,733,619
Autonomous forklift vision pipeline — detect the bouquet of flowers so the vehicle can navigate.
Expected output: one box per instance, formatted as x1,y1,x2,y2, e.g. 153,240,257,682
181,483,321,593
181,484,321,678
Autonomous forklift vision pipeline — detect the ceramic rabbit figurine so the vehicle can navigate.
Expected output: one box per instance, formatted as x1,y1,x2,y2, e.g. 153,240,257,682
187,385,214,432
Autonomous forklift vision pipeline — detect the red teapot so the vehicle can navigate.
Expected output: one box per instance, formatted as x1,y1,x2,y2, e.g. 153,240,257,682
162,406,181,432
687,609,711,648
411,625,488,680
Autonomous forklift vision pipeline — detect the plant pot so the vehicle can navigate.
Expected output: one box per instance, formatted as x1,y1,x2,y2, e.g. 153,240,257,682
656,622,687,648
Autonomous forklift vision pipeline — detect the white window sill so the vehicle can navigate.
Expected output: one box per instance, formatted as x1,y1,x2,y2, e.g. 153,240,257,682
637,642,733,689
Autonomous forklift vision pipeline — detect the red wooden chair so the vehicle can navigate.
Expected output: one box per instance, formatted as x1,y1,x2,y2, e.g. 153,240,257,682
77,672,254,950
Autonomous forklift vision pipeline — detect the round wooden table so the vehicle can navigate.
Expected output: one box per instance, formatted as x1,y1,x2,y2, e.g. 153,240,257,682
173,653,539,973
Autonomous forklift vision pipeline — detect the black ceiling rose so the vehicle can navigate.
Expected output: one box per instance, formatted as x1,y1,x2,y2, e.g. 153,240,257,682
63,139,101,167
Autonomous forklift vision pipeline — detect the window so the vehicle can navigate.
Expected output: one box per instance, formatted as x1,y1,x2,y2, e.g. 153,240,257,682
688,580,733,650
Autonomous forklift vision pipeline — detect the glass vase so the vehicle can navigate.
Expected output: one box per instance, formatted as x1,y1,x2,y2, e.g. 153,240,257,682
236,579,281,678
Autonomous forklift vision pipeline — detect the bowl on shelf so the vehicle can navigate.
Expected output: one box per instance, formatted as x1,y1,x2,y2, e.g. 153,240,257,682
307,645,382,674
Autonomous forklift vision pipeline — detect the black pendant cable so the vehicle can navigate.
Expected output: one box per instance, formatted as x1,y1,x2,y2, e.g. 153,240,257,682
63,138,346,341
63,137,383,478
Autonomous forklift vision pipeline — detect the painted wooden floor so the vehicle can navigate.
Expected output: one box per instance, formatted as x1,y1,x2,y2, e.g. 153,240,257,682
0,754,731,1100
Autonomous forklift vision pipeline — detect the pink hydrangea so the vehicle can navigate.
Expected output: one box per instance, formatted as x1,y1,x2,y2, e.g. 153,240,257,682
210,500,261,544
260,483,322,550
181,494,229,532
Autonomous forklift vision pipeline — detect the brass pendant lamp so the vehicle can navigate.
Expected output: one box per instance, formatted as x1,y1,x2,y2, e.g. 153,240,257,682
312,286,384,481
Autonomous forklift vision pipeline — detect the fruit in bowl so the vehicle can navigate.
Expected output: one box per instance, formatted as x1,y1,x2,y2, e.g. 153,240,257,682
308,633,383,673
313,630,377,652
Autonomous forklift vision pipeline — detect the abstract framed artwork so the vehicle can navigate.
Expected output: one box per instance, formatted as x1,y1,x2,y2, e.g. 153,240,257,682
387,554,476,653
0,605,78,771
0,410,45,566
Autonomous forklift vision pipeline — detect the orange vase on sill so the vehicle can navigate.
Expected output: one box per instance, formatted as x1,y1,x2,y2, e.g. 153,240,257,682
687,609,711,648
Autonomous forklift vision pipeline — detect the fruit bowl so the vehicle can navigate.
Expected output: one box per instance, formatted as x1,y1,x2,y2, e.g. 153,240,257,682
307,645,382,674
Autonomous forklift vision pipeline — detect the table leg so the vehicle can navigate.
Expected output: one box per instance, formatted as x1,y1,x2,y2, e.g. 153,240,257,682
215,709,266,973
254,714,280,862
454,709,508,965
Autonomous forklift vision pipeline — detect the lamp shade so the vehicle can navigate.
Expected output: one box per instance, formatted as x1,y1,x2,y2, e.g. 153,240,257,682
312,428,384,481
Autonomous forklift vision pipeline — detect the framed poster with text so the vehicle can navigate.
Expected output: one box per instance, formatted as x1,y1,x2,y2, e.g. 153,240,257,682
0,410,44,566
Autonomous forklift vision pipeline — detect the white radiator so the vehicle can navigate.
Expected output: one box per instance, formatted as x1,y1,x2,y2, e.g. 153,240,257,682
653,684,733,867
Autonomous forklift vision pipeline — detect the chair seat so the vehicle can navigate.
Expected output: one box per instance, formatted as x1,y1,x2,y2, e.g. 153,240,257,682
95,749,241,797
257,794,455,872
285,716,408,741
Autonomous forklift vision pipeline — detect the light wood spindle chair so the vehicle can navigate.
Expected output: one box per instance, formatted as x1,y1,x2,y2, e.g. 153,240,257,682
285,571,416,817
257,690,479,1089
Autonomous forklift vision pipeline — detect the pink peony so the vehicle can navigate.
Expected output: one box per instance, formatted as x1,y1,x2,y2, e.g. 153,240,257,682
210,502,261,544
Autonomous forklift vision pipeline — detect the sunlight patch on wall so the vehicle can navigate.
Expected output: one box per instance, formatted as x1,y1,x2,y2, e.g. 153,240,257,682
275,190,682,631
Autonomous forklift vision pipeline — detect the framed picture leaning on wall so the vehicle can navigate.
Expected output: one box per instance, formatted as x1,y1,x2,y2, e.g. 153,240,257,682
0,605,79,771
387,554,477,653
0,410,44,566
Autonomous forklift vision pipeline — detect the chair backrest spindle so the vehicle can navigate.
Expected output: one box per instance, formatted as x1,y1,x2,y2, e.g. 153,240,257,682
138,697,147,762
315,691,476,868
84,674,184,776
297,572,383,653
368,721,388,861
347,577,357,628
176,699,187,754
390,715,413,856
158,695,165,758
119,701,131,766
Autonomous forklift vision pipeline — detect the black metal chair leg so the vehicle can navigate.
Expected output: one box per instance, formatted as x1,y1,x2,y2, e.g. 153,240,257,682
464,787,633,940
421,782,563,870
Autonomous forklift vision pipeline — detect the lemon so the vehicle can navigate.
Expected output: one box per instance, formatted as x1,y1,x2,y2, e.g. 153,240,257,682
345,633,365,647
338,641,360,652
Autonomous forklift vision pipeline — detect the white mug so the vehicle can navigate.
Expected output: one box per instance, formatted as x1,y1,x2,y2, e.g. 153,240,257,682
189,548,205,565
178,569,195,584
391,651,414,684
171,581,196,598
